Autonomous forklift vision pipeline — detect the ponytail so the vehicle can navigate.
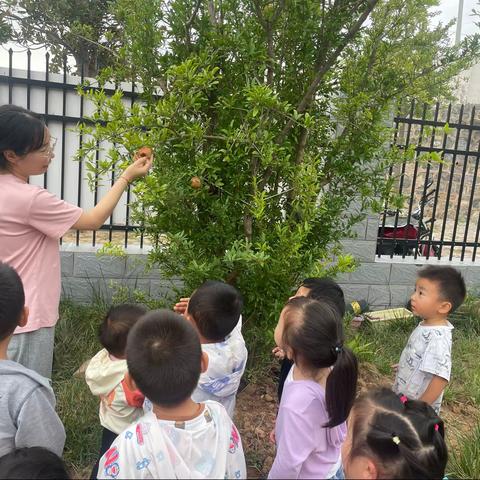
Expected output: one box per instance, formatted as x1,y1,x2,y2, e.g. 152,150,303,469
281,296,358,429
325,344,358,427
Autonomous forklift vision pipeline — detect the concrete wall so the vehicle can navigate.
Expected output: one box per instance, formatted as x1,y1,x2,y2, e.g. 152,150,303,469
337,216,480,310
60,245,181,305
61,222,480,309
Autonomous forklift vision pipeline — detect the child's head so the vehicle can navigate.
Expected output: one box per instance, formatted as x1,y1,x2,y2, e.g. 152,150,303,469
126,309,205,407
0,262,27,341
0,446,70,479
411,266,466,319
275,296,358,427
99,304,147,358
186,280,243,342
342,388,448,479
293,277,345,317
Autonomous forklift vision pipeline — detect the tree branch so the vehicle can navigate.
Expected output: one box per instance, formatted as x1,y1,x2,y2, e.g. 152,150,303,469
276,0,379,144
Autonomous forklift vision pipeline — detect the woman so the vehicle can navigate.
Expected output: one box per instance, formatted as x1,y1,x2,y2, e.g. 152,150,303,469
0,104,152,378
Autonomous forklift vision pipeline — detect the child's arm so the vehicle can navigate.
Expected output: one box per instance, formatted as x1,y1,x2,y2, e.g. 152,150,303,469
419,375,448,405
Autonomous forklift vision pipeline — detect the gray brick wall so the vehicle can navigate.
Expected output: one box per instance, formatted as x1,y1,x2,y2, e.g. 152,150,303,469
339,216,480,310
60,246,181,304
61,220,480,309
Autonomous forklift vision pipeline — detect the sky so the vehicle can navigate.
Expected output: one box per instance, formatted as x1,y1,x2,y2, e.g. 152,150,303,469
0,0,479,71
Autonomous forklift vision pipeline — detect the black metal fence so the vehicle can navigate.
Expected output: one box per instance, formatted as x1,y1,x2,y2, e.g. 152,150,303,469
0,48,146,248
2,51,479,259
377,100,480,262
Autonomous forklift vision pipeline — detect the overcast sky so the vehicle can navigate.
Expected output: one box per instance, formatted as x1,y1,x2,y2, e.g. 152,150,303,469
0,0,479,71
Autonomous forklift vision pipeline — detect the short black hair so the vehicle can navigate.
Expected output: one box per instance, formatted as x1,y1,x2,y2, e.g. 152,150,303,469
126,310,202,407
0,262,25,341
417,266,466,313
301,277,346,317
99,304,147,357
0,105,45,170
187,281,243,342
0,447,70,479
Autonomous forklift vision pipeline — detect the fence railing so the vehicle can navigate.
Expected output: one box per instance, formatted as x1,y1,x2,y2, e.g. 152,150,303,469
2,52,479,259
377,100,480,262
0,48,147,249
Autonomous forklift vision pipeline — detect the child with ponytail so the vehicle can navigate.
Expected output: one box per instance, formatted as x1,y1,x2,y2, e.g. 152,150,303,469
269,297,358,479
341,388,448,479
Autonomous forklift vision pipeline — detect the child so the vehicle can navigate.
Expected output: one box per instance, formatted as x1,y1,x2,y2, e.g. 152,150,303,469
85,304,147,478
269,296,358,479
0,446,70,479
341,388,448,479
174,281,247,418
0,262,65,457
273,277,346,400
393,266,466,413
97,309,246,479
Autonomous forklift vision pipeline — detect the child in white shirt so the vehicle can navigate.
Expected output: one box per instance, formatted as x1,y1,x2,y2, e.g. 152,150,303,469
97,309,246,479
85,304,147,478
174,281,247,418
393,266,466,413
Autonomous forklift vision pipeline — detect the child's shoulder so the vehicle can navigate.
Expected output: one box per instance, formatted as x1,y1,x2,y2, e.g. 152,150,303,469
0,360,53,399
282,379,325,407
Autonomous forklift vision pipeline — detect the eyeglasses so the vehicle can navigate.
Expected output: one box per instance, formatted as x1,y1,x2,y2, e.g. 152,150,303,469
38,136,57,156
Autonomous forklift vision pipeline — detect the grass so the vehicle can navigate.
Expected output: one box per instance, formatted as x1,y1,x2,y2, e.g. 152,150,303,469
448,423,480,479
52,300,107,475
52,298,480,478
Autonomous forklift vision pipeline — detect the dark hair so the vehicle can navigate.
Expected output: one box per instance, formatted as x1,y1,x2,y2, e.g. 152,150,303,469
0,262,25,341
99,304,147,357
301,277,346,317
187,280,243,342
417,266,466,313
347,388,448,479
0,105,46,170
126,309,202,406
282,296,358,428
0,447,70,479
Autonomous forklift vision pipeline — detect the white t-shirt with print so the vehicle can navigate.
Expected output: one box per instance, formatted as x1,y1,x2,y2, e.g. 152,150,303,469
393,321,453,413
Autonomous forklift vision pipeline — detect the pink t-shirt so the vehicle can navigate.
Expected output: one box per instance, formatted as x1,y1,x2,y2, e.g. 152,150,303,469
0,174,83,334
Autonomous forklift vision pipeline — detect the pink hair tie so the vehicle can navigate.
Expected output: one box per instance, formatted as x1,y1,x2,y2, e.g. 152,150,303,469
400,395,408,404
434,424,439,431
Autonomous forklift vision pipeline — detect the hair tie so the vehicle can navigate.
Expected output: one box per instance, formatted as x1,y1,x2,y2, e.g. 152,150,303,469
392,435,401,445
331,343,343,356
400,395,408,404
434,424,439,432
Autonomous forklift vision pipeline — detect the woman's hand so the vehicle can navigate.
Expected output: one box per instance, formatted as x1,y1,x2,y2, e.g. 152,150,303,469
122,149,153,182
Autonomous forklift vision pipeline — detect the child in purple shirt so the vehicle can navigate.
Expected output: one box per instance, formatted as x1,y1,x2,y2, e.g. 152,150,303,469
269,297,358,479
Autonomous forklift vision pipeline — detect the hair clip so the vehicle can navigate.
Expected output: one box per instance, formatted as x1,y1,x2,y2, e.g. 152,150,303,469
434,424,439,432
392,435,401,445
400,395,408,404
332,343,344,355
